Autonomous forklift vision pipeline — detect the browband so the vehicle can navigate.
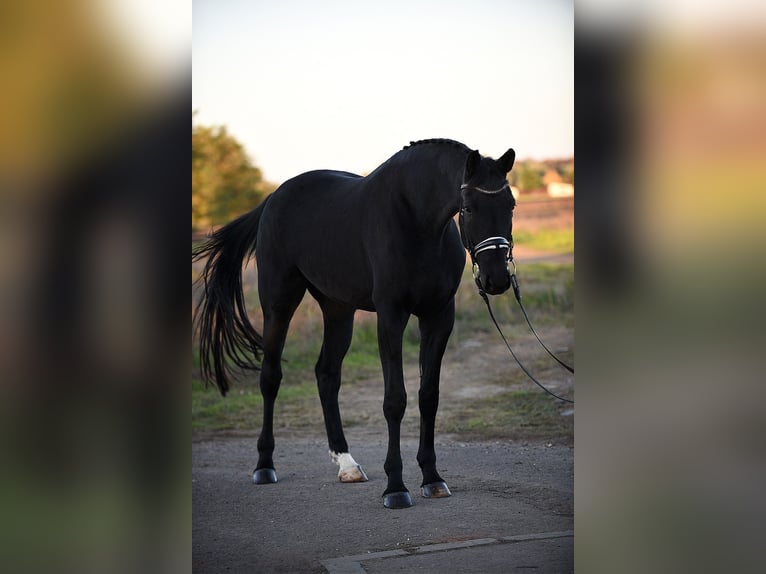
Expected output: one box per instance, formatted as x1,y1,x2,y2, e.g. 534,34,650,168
460,182,510,195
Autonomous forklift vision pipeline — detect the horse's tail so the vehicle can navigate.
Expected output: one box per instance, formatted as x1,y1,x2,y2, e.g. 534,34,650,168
192,198,270,396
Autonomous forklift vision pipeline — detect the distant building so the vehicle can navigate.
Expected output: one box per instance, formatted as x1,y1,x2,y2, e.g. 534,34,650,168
547,182,574,197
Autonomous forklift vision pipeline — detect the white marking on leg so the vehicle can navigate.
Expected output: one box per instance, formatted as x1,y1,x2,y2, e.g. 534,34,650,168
329,451,369,482
330,451,358,470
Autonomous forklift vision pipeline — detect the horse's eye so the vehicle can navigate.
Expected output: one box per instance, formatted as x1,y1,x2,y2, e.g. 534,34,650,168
462,207,472,215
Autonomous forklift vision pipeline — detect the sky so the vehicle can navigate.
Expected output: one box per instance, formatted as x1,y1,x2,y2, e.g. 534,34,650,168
193,0,573,184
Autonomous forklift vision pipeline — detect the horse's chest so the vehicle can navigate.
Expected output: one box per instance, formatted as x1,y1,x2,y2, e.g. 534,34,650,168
402,253,464,311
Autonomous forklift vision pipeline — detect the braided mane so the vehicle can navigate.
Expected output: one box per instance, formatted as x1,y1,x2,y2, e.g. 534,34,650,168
401,138,471,153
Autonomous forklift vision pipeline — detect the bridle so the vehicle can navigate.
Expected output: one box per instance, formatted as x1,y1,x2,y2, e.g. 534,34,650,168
458,181,514,292
458,180,575,404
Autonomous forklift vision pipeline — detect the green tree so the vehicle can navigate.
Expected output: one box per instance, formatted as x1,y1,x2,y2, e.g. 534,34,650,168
515,162,544,191
192,117,275,230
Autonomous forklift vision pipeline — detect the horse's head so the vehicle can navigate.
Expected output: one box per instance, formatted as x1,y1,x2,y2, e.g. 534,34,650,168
459,148,516,295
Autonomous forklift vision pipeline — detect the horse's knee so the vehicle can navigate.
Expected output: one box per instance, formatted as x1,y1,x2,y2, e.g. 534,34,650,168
383,392,407,422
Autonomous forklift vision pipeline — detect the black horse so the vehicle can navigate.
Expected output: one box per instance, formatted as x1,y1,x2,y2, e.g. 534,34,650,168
193,139,516,508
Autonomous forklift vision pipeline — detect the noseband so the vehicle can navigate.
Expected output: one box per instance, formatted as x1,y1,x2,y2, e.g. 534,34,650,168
458,182,514,290
472,236,512,258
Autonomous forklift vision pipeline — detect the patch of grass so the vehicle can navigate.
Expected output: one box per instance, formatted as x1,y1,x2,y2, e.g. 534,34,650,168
453,262,574,341
341,317,383,376
440,390,573,442
192,378,318,431
513,228,573,253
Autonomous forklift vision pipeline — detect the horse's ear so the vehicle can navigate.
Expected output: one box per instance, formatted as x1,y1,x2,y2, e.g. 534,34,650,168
464,150,481,182
497,148,515,173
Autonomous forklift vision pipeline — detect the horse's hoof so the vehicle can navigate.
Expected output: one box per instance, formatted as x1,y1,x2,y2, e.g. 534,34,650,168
252,468,278,484
339,464,369,483
421,481,452,498
383,491,413,509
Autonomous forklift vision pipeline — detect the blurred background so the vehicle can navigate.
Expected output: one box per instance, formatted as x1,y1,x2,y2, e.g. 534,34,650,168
576,1,766,573
0,0,189,572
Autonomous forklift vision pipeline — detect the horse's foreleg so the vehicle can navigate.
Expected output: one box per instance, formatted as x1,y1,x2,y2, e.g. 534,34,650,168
315,301,367,483
377,306,412,509
416,300,455,499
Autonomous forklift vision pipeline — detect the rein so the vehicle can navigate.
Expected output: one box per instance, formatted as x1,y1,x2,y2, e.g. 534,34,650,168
510,273,575,375
459,182,574,404
478,286,574,404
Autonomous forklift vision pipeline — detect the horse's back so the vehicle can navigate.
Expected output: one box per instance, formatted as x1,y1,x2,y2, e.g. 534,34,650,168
280,169,362,193
264,169,362,214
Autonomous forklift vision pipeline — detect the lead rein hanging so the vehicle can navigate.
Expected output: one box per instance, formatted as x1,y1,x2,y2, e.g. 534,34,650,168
475,256,574,404
509,269,575,374
479,285,574,404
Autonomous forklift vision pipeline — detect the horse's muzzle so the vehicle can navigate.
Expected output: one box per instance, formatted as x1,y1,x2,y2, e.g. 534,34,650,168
479,270,512,295
473,253,513,295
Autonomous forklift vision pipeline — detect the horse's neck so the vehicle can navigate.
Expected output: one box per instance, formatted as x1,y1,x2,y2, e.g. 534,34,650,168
390,146,468,233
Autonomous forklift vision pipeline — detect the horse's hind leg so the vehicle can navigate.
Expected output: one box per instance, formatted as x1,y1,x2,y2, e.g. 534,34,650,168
313,293,368,483
252,274,306,484
417,300,455,499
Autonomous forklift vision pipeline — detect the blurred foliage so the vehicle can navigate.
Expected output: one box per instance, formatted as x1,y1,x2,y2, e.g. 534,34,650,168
560,163,574,184
192,115,275,231
514,162,544,191
509,158,574,191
